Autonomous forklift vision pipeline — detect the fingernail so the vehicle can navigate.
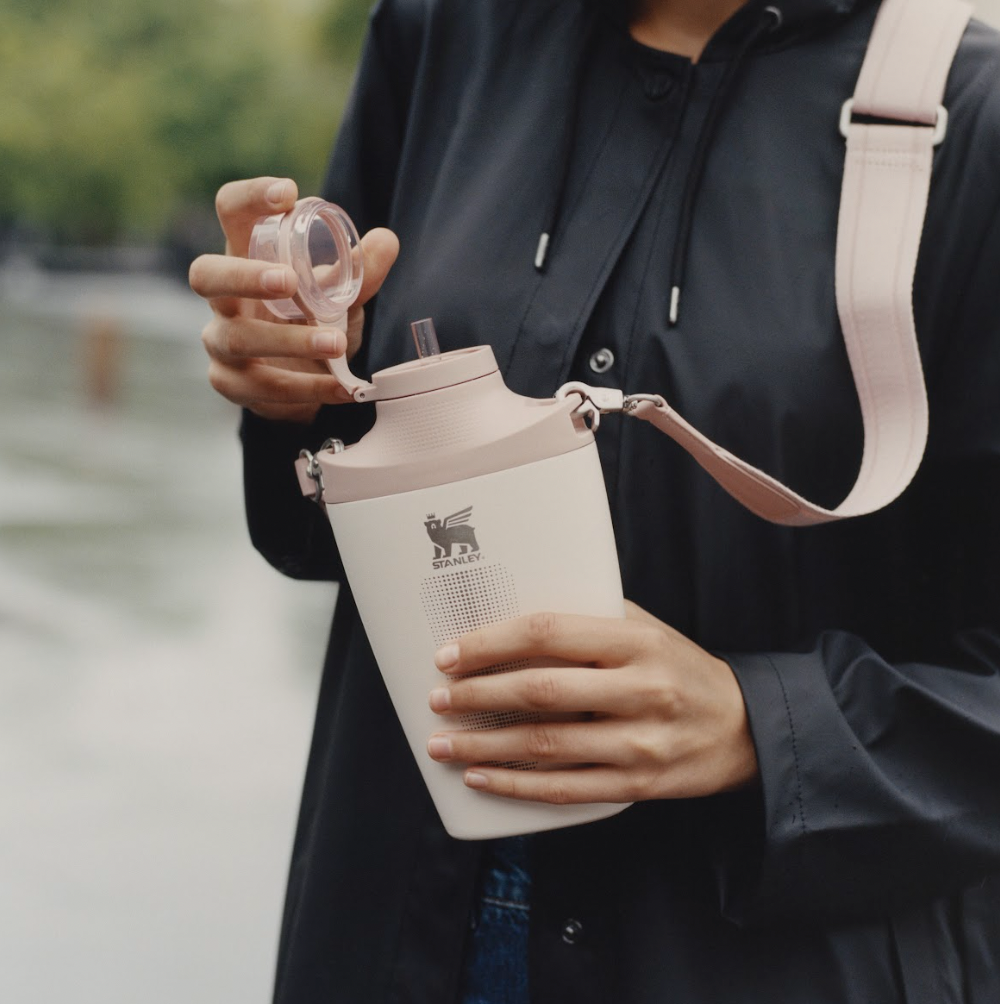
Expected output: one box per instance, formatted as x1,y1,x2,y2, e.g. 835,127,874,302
267,179,293,206
312,330,345,356
427,736,452,760
465,771,488,789
429,688,451,713
434,644,460,670
262,268,290,293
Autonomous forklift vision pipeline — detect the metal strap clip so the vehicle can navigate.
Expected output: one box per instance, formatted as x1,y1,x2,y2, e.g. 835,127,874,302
298,449,324,504
298,438,345,505
556,383,664,432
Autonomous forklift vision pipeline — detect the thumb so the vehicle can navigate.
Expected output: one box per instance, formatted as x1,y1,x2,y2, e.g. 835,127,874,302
356,227,400,307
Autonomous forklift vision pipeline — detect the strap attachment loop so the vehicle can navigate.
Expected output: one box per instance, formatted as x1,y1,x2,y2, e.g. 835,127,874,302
296,438,345,504
839,98,949,146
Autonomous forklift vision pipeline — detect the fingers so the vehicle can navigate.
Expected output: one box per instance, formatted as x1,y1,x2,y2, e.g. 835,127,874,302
195,178,399,330
192,177,398,421
426,719,732,804
207,357,352,409
209,177,398,299
216,176,298,257
460,766,638,805
435,612,656,676
191,228,397,308
429,666,657,718
201,312,346,363
424,606,760,804
427,718,662,771
453,741,752,803
189,254,298,309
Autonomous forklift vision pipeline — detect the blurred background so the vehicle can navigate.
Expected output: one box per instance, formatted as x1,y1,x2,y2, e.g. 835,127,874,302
1,2,369,1003
2,2,999,1003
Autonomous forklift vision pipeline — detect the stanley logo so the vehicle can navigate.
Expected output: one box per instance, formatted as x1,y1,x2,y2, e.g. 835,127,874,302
424,506,482,569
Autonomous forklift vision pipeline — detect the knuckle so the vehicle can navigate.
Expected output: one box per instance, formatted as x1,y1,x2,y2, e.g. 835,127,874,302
626,728,668,766
543,778,573,805
206,360,236,402
240,263,271,299
215,181,242,221
459,632,489,666
524,611,558,646
450,680,477,711
522,671,560,711
206,361,224,394
497,773,521,800
626,772,657,803
219,320,248,358
264,366,296,399
524,723,558,760
634,671,678,714
638,622,669,656
199,320,215,353
655,679,684,718
305,371,338,402
631,676,660,708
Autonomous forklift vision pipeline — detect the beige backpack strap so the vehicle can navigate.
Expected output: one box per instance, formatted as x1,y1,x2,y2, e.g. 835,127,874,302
578,0,973,527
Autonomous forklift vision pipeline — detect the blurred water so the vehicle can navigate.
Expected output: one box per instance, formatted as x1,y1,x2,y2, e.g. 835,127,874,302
0,263,335,1004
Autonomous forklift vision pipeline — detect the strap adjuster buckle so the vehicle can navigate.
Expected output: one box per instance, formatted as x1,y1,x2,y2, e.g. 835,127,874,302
839,98,949,146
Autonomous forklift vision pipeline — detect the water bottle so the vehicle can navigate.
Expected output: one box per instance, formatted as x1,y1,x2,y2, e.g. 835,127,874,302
253,199,629,839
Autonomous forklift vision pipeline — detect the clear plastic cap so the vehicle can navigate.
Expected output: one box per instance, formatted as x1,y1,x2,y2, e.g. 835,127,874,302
249,197,363,326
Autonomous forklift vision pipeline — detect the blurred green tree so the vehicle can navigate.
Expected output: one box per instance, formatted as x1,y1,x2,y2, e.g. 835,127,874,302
0,0,376,247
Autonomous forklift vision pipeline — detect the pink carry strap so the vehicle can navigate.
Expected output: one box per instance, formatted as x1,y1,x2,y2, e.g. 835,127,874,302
590,0,972,527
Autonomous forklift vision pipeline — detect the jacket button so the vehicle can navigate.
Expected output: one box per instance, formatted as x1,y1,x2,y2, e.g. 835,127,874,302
561,918,584,945
588,348,615,374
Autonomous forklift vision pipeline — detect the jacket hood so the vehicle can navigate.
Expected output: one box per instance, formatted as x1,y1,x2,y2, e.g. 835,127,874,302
591,0,874,35
715,0,877,53
766,0,867,28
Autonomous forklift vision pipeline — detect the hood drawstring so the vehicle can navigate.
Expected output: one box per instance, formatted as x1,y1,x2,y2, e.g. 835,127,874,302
534,5,783,328
535,8,602,273
669,5,783,325
534,6,598,271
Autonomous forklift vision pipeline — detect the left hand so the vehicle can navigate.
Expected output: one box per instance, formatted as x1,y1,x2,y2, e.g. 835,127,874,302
426,602,759,803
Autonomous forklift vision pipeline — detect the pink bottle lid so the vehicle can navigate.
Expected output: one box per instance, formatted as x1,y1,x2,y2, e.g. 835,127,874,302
317,342,593,504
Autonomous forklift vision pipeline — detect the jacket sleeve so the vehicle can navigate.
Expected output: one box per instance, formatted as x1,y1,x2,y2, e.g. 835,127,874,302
240,0,423,582
707,206,1000,926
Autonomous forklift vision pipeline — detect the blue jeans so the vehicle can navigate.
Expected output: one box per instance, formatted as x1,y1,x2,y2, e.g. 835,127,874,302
458,836,531,1004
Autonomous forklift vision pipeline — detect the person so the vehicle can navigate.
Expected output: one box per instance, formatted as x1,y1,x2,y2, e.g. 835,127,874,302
188,0,1000,1001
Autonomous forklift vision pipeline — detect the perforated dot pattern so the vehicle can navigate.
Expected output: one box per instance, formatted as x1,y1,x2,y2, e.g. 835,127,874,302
370,395,482,458
420,564,539,770
421,563,518,641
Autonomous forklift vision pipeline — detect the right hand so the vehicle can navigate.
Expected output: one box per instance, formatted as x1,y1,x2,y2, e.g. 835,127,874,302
189,176,400,423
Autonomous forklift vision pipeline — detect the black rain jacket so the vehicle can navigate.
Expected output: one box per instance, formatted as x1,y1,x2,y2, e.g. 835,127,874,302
239,1,1000,1001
